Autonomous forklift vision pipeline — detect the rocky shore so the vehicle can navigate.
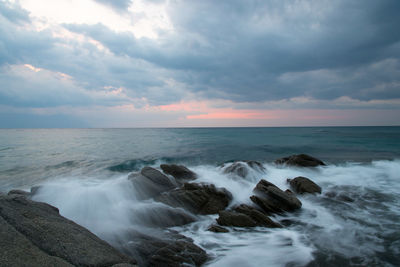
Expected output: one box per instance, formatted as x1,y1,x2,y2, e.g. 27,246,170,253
1,154,326,267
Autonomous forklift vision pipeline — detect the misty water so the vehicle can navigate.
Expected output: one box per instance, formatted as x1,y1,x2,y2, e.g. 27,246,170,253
1,127,399,266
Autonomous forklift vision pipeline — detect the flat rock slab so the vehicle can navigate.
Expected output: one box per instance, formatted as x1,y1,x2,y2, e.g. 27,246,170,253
156,182,232,215
275,154,325,167
288,176,322,194
0,194,135,267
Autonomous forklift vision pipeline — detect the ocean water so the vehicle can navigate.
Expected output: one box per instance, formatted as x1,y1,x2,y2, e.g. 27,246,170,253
1,127,400,266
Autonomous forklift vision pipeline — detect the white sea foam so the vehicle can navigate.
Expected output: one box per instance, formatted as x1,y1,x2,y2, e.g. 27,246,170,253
32,160,400,266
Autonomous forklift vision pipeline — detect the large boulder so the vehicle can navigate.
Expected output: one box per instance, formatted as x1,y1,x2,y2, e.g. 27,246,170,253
223,161,265,178
215,204,282,228
274,154,325,167
234,204,282,228
132,204,196,227
250,180,302,213
0,194,136,267
155,182,232,215
129,167,176,200
119,231,207,267
217,210,257,227
288,176,322,194
160,164,197,182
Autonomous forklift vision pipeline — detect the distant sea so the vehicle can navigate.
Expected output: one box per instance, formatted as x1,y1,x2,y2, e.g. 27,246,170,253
1,127,399,266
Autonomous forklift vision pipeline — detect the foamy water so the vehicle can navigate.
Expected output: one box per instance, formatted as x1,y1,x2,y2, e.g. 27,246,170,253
32,160,400,266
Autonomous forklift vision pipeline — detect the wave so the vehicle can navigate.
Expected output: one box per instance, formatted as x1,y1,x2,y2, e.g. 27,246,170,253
31,159,400,266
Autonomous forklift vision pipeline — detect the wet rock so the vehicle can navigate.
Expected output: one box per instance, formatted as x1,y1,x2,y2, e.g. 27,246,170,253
288,176,322,194
160,164,197,182
250,179,302,213
156,182,232,215
324,191,354,202
7,189,31,197
133,204,196,227
129,167,176,200
207,224,229,233
275,154,325,167
120,231,207,267
223,161,265,178
234,204,282,228
217,210,257,227
0,194,135,266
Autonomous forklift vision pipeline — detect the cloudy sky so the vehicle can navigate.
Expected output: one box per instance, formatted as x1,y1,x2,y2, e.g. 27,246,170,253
0,0,399,127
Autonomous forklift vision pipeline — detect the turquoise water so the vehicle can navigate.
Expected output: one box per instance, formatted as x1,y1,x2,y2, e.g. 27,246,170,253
1,127,400,266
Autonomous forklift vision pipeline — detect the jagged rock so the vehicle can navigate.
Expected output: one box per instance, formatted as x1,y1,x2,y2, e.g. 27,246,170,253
155,182,232,215
129,167,176,200
0,194,135,266
207,224,229,233
119,231,207,267
288,176,322,194
223,161,265,178
234,204,282,228
250,179,302,213
275,154,325,167
132,204,196,227
160,164,197,182
217,210,257,227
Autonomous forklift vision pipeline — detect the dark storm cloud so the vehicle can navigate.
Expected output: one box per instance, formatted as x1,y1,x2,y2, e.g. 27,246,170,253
1,0,400,111
64,0,400,103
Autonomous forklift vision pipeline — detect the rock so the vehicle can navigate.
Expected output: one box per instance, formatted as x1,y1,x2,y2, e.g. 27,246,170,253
8,189,31,197
129,167,176,200
234,204,282,228
216,210,257,227
160,164,197,182
0,215,73,267
207,224,229,233
288,176,322,194
156,182,232,215
133,204,196,227
0,194,135,266
250,179,302,213
223,161,265,178
275,154,325,167
324,191,354,202
119,231,207,267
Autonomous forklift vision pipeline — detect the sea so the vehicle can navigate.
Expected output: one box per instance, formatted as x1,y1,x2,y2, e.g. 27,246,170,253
1,127,399,266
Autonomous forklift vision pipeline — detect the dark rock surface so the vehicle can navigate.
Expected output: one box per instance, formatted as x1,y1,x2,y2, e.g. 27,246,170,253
120,231,207,267
223,161,265,178
207,224,229,233
129,167,176,200
160,164,197,182
133,204,196,227
275,154,325,167
234,204,282,228
250,179,302,213
156,182,232,215
217,210,257,227
288,176,322,194
8,189,31,197
0,194,136,267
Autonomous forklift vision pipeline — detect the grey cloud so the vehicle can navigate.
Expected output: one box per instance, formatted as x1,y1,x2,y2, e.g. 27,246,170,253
64,0,400,103
94,0,132,12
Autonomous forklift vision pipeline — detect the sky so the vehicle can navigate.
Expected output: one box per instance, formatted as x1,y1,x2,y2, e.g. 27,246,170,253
0,0,399,128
